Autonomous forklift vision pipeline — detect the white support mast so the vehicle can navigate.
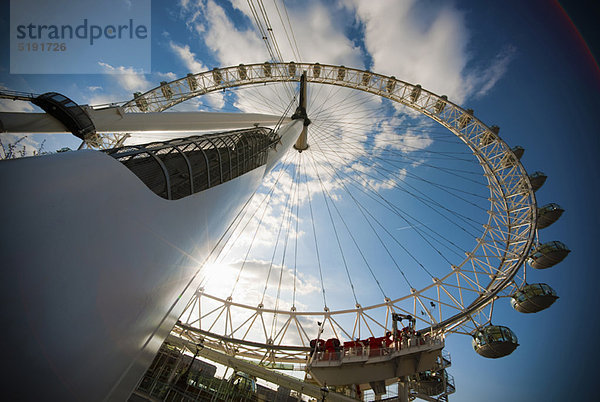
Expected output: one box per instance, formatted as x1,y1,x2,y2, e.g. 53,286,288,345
0,95,303,401
0,108,288,134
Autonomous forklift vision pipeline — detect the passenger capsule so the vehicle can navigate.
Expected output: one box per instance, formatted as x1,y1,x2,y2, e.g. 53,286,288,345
511,146,524,160
434,95,447,114
288,61,296,77
528,241,570,269
501,153,516,167
472,325,519,358
160,81,173,100
212,68,223,84
312,63,321,78
501,145,524,167
361,71,371,86
480,127,497,147
411,369,451,396
133,92,148,112
458,109,473,129
263,62,272,77
528,171,547,192
186,73,198,91
337,65,346,81
537,203,565,229
511,283,558,313
238,63,247,80
410,84,422,102
386,76,396,93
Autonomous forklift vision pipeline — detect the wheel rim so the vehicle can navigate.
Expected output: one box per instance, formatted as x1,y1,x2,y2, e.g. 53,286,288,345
125,62,538,363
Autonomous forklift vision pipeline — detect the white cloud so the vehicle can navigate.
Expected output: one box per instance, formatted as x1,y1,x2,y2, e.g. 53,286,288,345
97,62,152,92
373,117,433,153
468,46,516,98
182,0,363,68
201,258,320,308
156,71,178,81
0,99,35,113
229,0,363,67
86,93,120,107
169,92,225,111
178,0,512,106
203,0,269,65
285,3,364,67
169,41,208,72
341,0,512,103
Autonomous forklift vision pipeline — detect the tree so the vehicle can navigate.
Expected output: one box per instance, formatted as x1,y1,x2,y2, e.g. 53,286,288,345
0,136,46,159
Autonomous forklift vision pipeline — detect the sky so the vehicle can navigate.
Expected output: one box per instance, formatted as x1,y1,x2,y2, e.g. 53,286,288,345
1,0,600,401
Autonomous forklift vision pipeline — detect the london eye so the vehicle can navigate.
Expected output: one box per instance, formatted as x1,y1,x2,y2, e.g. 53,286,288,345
131,62,567,399
1,0,582,399
0,61,568,401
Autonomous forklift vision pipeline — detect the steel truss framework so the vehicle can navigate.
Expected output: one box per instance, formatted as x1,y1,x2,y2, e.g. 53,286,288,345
104,62,537,364
105,127,276,200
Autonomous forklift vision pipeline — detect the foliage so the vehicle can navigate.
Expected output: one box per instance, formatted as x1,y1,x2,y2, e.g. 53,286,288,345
0,136,47,159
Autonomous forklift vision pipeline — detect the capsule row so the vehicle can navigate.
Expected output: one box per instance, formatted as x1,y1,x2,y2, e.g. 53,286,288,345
473,140,569,359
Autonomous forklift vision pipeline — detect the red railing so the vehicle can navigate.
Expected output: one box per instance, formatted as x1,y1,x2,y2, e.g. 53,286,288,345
310,334,443,363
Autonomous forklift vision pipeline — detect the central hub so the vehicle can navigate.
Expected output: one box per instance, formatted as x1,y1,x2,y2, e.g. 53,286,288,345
292,71,310,152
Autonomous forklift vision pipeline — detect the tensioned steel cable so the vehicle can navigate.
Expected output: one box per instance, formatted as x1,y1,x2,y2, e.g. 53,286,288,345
304,86,487,232
292,152,301,308
313,140,486,237
301,153,328,309
311,126,468,266
310,157,389,300
272,0,301,62
309,109,487,203
270,154,300,338
282,0,302,61
257,0,285,62
286,73,482,282
192,69,501,331
306,132,437,279
256,0,296,99
228,150,299,299
311,133,470,263
312,117,485,185
200,148,296,292
247,0,278,62
305,142,416,290
306,146,360,306
259,151,299,305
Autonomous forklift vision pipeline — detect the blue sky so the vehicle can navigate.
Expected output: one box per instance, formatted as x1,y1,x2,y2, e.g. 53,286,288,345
9,0,151,74
2,1,599,400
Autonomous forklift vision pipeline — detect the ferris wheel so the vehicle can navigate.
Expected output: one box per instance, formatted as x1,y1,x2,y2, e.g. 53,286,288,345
109,62,568,390
0,61,570,401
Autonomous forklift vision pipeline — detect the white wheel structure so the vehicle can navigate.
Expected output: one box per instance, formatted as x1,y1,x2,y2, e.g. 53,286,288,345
117,62,540,366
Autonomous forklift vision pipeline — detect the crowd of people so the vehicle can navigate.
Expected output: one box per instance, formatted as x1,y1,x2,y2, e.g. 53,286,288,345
310,316,430,361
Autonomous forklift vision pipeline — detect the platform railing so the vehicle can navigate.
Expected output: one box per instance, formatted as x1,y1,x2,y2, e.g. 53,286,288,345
311,335,444,363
